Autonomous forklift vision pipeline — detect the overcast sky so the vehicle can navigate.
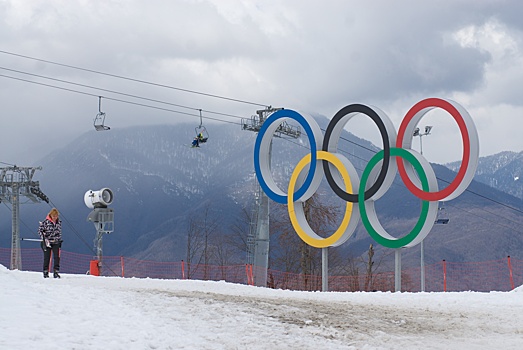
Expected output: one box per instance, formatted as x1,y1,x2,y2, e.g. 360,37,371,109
1,0,522,166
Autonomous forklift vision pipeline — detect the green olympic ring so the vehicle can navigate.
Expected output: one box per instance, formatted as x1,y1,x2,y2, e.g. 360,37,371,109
359,148,438,249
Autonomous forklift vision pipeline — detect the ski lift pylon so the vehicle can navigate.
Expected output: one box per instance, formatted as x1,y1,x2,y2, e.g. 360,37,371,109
194,109,208,143
94,96,110,131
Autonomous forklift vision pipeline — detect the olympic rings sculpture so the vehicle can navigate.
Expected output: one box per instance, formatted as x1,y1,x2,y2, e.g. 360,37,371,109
254,98,479,249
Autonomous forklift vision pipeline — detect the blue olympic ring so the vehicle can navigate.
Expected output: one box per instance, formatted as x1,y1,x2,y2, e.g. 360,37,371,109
254,109,323,204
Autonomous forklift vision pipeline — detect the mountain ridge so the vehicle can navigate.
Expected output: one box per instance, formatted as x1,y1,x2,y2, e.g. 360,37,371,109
1,120,522,272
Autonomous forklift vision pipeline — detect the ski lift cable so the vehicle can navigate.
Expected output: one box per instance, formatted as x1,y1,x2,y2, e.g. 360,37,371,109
0,160,16,167
45,199,98,257
1,199,98,256
0,50,270,108
2,69,522,218
0,112,519,240
442,201,522,232
4,193,124,276
1,200,99,258
319,128,523,215
47,199,124,277
287,135,520,226
0,66,245,120
1,202,40,240
1,69,521,217
0,73,243,127
281,135,523,219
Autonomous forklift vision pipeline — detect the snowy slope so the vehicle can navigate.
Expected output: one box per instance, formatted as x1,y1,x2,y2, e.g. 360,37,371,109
1,264,522,350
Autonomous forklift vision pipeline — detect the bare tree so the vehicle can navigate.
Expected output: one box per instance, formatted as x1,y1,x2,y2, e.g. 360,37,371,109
337,253,361,291
186,216,203,279
271,192,342,279
185,204,219,279
271,213,302,273
212,237,238,279
364,244,375,291
360,244,395,291
225,207,253,260
302,193,340,272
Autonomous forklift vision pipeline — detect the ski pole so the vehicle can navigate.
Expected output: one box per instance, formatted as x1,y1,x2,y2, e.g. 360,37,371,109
21,238,46,251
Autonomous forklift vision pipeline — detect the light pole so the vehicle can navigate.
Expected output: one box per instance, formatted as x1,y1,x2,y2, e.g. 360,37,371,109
414,125,432,292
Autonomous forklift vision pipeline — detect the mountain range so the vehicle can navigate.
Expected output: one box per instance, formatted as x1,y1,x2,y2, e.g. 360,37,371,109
1,117,522,272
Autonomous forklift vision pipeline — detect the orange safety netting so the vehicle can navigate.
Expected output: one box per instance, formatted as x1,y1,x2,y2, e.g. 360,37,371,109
1,248,521,292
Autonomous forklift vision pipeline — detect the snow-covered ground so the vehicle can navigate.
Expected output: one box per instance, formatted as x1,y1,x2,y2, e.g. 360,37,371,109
1,264,522,350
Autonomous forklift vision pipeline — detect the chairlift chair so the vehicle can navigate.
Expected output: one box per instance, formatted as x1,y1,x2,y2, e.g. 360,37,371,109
94,96,110,131
194,109,209,143
434,202,449,225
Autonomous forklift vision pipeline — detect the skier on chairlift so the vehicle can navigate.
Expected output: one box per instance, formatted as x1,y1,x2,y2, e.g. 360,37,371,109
192,109,208,146
197,132,207,143
191,136,200,148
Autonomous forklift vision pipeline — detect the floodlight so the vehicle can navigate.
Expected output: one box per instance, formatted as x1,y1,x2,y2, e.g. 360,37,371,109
413,127,420,137
84,188,114,208
424,125,433,134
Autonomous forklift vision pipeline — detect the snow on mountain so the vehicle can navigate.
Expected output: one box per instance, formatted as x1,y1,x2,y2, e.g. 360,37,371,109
447,151,523,200
2,120,523,270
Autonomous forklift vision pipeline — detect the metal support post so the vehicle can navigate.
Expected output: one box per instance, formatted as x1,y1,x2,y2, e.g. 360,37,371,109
253,136,272,287
253,190,269,287
95,230,104,263
395,248,402,292
87,207,114,276
322,247,328,292
10,184,21,270
414,125,432,292
421,240,425,292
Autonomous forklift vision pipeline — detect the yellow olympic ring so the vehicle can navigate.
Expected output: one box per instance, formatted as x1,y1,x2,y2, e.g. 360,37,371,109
287,151,358,248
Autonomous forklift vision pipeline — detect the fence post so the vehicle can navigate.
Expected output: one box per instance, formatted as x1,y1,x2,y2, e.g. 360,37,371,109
250,265,254,285
181,260,185,280
507,256,515,290
443,260,447,292
120,256,125,277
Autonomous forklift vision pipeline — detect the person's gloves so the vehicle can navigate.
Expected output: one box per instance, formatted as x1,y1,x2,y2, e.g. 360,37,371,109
45,238,51,248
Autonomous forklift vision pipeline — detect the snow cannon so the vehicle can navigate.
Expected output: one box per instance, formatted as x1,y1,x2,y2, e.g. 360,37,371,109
84,188,114,209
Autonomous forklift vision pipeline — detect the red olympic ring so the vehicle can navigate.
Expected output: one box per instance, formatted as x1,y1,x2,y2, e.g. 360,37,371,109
396,98,479,202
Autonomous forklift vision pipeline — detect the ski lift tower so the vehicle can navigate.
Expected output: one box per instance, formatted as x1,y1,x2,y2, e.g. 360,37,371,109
242,107,301,287
0,166,49,270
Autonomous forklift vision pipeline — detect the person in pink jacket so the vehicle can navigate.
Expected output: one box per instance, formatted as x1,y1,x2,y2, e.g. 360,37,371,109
38,208,62,278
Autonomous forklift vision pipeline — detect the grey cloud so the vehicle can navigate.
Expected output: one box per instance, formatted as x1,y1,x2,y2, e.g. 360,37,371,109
1,0,523,165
